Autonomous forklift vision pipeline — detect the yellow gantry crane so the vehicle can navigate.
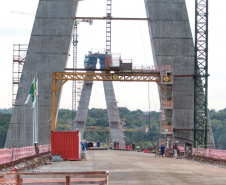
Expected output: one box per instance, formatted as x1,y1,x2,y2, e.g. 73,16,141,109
51,67,173,131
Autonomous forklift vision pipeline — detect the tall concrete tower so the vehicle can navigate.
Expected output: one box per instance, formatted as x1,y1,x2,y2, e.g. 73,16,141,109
5,0,79,148
144,0,214,147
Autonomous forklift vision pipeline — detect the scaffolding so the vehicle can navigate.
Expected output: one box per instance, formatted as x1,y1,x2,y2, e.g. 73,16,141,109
159,66,173,144
194,0,209,147
12,44,28,106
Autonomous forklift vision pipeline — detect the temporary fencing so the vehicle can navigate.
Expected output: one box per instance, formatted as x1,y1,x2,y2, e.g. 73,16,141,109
193,148,226,160
0,145,50,165
178,146,226,161
39,145,50,153
0,148,12,164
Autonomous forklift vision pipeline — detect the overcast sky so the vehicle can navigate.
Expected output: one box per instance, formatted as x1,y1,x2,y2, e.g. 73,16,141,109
0,0,225,112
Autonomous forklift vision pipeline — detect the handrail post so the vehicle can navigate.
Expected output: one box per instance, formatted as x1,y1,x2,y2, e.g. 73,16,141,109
16,174,21,185
66,176,70,185
51,73,56,131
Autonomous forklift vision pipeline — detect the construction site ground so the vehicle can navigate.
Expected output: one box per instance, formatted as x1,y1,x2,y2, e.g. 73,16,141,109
35,150,226,185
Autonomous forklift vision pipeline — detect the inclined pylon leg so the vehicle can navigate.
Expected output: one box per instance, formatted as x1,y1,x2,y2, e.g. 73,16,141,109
72,81,93,138
103,81,125,148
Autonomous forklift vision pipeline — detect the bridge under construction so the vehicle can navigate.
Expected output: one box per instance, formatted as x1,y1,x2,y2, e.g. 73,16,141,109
1,0,224,184
5,0,215,149
1,149,226,184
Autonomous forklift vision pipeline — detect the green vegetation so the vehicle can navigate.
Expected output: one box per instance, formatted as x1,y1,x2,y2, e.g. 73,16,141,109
0,108,226,149
209,108,226,149
55,107,161,149
0,112,11,148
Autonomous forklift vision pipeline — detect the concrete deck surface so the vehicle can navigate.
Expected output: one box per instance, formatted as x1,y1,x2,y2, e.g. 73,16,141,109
35,150,226,185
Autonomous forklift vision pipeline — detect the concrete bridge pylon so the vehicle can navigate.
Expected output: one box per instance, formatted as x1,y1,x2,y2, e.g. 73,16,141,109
5,0,215,148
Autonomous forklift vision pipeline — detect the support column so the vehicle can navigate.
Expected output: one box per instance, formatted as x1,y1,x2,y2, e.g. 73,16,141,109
5,0,78,148
103,81,125,148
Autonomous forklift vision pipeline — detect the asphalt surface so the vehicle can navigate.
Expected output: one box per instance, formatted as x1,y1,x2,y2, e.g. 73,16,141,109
35,150,226,185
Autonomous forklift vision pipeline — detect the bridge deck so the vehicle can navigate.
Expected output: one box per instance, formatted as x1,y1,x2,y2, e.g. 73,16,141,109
35,150,226,185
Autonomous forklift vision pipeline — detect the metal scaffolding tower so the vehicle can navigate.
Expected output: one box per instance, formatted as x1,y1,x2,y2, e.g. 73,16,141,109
72,19,92,121
194,0,209,147
12,44,28,106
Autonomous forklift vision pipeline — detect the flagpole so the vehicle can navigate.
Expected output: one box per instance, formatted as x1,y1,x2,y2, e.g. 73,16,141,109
33,106,35,145
36,73,39,144
24,74,37,146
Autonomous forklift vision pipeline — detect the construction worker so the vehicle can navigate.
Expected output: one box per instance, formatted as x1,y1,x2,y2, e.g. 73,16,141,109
34,142,39,154
160,143,166,157
110,143,113,149
132,142,135,151
85,140,88,149
113,140,116,149
81,140,86,152
97,140,100,147
116,140,119,149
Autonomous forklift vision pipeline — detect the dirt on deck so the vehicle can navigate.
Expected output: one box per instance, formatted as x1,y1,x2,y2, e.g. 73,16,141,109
35,150,226,185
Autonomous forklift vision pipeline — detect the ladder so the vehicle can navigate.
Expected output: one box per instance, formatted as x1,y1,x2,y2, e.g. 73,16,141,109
106,0,112,54
72,22,78,121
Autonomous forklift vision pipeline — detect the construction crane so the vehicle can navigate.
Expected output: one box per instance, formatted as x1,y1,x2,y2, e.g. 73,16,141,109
194,0,209,148
72,19,92,121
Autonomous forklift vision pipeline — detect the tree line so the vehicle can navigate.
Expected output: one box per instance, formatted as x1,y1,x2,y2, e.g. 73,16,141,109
0,107,226,149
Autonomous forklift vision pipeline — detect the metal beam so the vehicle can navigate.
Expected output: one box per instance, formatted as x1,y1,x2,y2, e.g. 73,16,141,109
56,124,146,132
54,72,160,83
75,17,150,21
51,71,165,131
174,136,195,143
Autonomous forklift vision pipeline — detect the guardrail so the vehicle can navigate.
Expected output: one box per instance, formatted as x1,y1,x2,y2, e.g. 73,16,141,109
192,148,226,160
0,145,50,165
177,147,226,160
1,171,109,185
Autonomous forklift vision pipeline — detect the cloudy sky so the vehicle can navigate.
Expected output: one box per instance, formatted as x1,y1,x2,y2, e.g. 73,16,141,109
0,0,225,112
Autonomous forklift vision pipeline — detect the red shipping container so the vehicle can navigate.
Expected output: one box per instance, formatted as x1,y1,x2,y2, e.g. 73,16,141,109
51,131,81,161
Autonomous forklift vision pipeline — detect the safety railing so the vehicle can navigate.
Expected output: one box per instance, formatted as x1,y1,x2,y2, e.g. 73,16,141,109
0,148,12,165
132,65,173,72
39,144,50,153
192,148,226,160
0,145,50,165
178,147,226,161
0,171,109,185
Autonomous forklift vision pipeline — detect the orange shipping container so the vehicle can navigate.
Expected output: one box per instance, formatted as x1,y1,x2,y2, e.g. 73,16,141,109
51,131,81,161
